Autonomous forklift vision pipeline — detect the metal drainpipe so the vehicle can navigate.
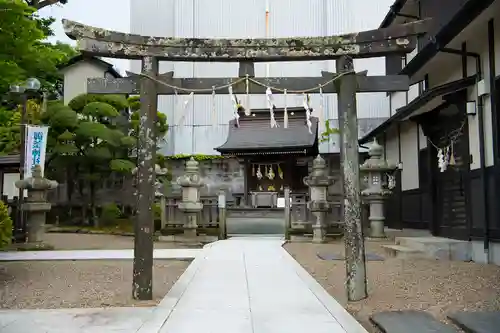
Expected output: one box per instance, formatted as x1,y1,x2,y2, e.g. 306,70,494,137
439,47,489,253
476,55,490,253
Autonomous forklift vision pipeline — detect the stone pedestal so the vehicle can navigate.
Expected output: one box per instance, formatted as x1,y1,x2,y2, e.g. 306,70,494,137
177,158,204,238
360,139,397,238
303,156,335,243
15,165,58,244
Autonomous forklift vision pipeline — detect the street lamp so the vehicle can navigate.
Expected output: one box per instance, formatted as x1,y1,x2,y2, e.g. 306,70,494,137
9,77,41,242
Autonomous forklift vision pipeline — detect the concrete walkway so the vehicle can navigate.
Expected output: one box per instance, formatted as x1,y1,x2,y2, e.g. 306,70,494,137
0,248,201,261
0,238,367,333
143,238,367,333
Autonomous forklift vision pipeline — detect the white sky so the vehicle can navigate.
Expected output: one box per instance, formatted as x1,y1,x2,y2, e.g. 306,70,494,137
38,0,131,75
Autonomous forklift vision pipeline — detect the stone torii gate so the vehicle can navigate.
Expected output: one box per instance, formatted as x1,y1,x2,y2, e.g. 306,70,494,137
62,18,428,302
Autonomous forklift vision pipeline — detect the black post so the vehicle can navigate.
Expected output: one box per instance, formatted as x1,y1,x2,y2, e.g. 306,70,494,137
336,56,367,302
133,56,159,301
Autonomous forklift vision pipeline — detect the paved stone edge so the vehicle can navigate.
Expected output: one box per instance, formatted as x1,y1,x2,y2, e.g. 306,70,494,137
280,244,369,333
0,249,202,262
136,248,208,333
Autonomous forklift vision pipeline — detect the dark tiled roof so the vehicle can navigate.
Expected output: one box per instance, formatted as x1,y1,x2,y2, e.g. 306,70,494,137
0,155,20,165
58,54,122,78
379,0,409,28
215,112,318,154
402,0,495,76
359,75,476,144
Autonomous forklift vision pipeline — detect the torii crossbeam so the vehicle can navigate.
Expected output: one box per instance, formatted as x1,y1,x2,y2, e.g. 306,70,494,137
63,19,427,61
63,18,430,302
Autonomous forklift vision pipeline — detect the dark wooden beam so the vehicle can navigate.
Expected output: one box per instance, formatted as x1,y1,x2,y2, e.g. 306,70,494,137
87,72,409,95
63,19,430,61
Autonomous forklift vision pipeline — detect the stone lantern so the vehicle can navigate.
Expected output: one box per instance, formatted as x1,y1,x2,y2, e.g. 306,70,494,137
176,157,204,237
303,155,335,243
15,165,58,243
360,138,397,238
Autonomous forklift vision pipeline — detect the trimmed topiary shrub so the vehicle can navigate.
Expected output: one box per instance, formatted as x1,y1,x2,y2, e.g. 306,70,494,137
0,200,13,248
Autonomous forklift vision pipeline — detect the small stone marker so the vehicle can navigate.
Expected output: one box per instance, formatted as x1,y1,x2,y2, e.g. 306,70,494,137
448,311,500,333
370,311,459,333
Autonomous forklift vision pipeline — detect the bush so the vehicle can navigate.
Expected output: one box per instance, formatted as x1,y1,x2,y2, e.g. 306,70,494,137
153,203,162,221
153,203,162,231
0,200,13,248
100,203,121,226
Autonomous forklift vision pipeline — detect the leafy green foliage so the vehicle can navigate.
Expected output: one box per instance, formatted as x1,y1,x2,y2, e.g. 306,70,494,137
100,203,121,226
0,200,13,248
110,159,136,173
153,203,162,222
320,120,340,143
0,99,45,155
128,96,168,142
166,154,227,161
0,0,78,96
38,93,170,225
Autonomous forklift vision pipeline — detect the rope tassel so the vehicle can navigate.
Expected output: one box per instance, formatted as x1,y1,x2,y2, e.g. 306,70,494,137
211,86,216,126
303,93,312,134
283,89,288,128
245,75,251,116
228,85,239,126
318,85,324,131
175,91,194,126
266,87,278,128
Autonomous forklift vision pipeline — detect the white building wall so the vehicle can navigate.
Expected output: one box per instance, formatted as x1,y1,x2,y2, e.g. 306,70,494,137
384,126,400,163
399,121,419,190
418,124,427,149
129,0,394,155
61,62,108,104
390,91,407,116
385,7,500,177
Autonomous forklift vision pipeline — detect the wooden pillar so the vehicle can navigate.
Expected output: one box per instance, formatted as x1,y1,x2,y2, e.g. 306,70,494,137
336,56,367,302
285,157,293,191
243,159,249,206
133,56,158,301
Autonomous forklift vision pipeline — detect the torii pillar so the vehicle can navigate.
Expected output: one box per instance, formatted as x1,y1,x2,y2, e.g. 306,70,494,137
62,18,429,302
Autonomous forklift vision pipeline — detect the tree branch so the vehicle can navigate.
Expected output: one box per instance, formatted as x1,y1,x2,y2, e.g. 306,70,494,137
27,0,62,10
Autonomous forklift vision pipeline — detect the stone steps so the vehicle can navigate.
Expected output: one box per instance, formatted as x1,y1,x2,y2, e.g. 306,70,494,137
381,236,472,261
381,244,423,259
448,311,500,333
370,310,500,333
395,236,471,261
370,310,459,333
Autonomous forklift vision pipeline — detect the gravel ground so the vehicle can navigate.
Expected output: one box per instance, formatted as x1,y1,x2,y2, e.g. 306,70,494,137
41,233,199,250
0,234,196,309
285,240,500,332
0,260,189,309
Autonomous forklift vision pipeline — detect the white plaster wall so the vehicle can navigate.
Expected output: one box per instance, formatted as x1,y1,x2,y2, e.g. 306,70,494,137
384,126,400,164
390,91,406,115
462,17,500,169
2,173,21,199
421,13,500,171
61,62,107,105
400,120,419,190
407,83,419,103
418,124,427,149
